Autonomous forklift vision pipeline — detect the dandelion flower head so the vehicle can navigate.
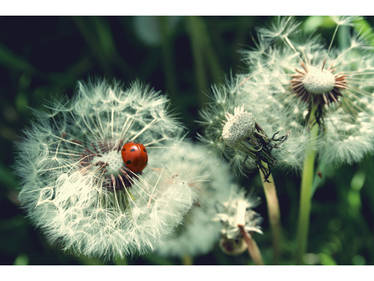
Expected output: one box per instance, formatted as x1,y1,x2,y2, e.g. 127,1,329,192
16,80,195,259
156,140,233,258
214,187,262,255
199,82,293,174
236,16,374,165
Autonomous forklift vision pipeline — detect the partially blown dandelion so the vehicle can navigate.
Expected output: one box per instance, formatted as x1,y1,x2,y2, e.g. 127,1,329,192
156,141,233,259
214,187,263,264
200,83,287,263
16,80,195,259
199,85,289,175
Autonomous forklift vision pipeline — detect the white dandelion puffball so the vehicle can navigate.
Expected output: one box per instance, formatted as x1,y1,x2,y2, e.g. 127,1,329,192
222,106,255,147
214,188,262,240
214,187,262,255
199,82,301,173
16,80,195,259
156,141,233,258
237,16,374,166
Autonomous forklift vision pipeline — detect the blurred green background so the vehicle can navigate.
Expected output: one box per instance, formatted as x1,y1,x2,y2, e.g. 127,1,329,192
1,16,374,265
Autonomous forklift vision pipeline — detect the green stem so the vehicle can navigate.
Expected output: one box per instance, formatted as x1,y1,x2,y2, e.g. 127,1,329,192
258,162,282,264
295,105,319,264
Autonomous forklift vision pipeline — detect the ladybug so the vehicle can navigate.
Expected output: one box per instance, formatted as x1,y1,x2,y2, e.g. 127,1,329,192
121,142,148,173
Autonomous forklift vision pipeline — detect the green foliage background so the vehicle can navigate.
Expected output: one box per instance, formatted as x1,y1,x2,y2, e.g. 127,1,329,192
1,16,374,265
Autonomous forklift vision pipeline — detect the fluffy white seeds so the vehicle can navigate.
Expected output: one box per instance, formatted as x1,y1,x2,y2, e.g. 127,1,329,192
200,80,304,172
92,150,123,175
302,66,336,95
16,80,195,259
222,106,255,146
214,188,262,240
156,141,233,258
237,16,374,166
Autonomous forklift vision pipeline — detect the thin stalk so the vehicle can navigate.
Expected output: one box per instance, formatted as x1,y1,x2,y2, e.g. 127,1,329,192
328,24,340,53
258,162,282,264
238,225,264,265
295,104,319,264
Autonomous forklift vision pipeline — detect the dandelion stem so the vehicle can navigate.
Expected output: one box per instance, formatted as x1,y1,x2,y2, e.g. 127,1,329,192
295,104,319,264
238,225,264,265
258,162,282,264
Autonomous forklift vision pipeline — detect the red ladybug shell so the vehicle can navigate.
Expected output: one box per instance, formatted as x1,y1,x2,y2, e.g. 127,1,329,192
121,142,148,173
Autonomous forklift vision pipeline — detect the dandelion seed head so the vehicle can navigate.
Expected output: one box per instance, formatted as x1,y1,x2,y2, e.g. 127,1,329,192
200,79,295,172
222,106,255,146
236,16,374,166
16,80,194,259
214,187,262,255
214,188,262,240
156,141,233,258
93,151,123,175
302,66,336,94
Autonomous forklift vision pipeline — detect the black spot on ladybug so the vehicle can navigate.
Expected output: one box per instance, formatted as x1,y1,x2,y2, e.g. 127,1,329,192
143,149,146,152
130,148,136,152
126,160,132,164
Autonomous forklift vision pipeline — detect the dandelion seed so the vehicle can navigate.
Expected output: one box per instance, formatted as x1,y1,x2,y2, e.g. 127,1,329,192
214,188,262,258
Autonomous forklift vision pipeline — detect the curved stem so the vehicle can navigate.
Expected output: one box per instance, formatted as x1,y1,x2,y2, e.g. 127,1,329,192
295,105,319,264
238,225,264,265
258,162,282,264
